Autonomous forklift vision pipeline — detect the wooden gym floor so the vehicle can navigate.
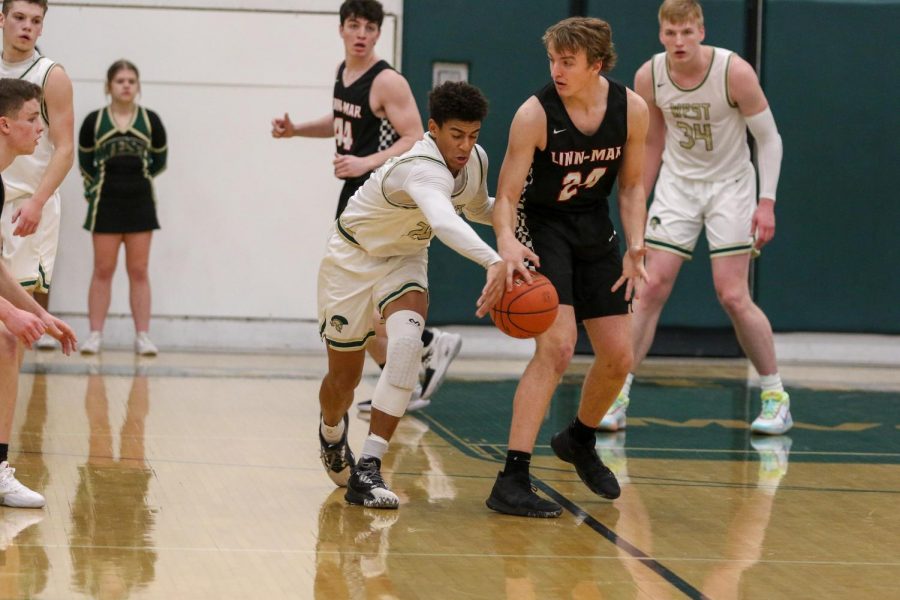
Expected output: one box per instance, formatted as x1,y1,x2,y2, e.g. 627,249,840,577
4,348,899,599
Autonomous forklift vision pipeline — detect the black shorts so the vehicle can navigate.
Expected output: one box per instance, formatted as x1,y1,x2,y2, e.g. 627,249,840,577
521,207,629,322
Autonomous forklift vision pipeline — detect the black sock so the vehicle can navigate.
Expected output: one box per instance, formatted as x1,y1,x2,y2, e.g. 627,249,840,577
503,450,531,476
0,443,8,463
421,329,434,347
570,417,596,445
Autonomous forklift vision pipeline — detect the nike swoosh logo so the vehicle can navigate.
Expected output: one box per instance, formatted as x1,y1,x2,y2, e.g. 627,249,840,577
553,128,566,134
657,82,665,87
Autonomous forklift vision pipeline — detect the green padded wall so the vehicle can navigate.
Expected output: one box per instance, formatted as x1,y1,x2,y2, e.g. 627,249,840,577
759,0,900,332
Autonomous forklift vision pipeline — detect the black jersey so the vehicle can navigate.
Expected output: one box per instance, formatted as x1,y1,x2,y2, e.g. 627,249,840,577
332,60,399,165
78,106,167,232
521,77,628,217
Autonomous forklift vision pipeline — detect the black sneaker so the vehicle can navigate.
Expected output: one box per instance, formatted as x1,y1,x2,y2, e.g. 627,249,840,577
319,413,355,487
345,457,399,509
551,427,620,499
485,471,562,518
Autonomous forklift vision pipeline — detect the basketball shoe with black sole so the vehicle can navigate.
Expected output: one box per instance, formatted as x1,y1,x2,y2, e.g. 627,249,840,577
551,428,620,499
485,470,562,518
319,413,356,487
345,457,399,509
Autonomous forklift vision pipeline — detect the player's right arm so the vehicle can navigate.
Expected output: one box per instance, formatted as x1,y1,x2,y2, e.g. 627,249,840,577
402,164,504,317
634,60,667,197
492,97,543,289
271,112,333,139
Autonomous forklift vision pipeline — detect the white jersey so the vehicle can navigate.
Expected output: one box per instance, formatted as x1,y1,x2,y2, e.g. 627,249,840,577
653,46,750,181
337,134,499,267
0,52,58,198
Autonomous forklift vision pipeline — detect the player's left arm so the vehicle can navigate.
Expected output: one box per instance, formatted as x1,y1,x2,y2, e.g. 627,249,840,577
728,55,783,249
12,65,75,237
147,109,168,177
333,69,424,179
613,89,650,301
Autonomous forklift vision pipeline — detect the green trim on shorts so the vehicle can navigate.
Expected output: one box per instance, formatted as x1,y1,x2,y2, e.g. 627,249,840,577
18,279,38,289
377,282,427,313
336,219,360,247
646,238,693,260
323,330,376,350
710,243,753,257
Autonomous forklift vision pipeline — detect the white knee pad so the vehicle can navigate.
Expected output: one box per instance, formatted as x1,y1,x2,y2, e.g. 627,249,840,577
372,310,425,417
384,310,425,390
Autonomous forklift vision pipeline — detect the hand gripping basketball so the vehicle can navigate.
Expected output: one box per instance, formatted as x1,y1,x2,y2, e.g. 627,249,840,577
490,272,559,339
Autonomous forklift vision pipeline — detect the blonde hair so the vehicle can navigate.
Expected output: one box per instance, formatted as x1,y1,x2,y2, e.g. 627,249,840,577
658,0,704,26
542,17,617,73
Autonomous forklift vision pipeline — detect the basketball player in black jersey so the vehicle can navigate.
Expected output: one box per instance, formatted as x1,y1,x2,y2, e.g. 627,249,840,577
486,17,650,518
272,0,463,416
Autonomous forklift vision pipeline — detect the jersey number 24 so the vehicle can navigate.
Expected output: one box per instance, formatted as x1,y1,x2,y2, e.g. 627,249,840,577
558,167,607,201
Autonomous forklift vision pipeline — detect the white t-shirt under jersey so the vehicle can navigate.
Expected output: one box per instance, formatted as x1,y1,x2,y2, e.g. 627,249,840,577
653,46,751,181
338,133,500,268
0,52,58,199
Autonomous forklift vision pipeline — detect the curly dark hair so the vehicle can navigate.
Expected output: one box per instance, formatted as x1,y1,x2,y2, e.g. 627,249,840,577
339,0,384,27
429,81,488,126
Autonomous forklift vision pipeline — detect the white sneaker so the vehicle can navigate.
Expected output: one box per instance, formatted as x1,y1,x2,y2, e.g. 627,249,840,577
357,384,427,413
34,333,57,351
0,510,43,550
420,328,461,400
0,462,45,508
598,393,629,432
751,435,792,492
80,331,102,355
751,391,793,435
134,332,158,356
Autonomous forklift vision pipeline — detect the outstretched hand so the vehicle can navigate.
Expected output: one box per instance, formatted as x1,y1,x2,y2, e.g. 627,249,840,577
612,246,649,302
43,314,77,355
498,238,540,291
476,260,507,318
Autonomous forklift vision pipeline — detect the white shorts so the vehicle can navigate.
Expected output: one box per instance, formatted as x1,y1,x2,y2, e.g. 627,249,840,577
317,224,428,352
0,191,61,292
645,164,756,260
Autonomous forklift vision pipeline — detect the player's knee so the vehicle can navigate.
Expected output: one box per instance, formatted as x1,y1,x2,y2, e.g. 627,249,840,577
642,277,674,306
372,310,425,417
716,286,751,315
383,310,425,390
538,339,575,375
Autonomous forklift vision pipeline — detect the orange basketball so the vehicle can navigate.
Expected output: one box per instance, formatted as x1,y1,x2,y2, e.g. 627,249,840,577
490,272,559,339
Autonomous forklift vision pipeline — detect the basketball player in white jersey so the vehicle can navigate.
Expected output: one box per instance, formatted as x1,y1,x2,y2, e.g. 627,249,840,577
0,78,77,508
317,82,504,508
272,0,463,412
599,0,790,434
0,0,75,350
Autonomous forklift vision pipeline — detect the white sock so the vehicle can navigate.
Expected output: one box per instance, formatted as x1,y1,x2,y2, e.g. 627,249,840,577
620,373,635,398
759,373,784,394
320,417,346,444
362,433,389,460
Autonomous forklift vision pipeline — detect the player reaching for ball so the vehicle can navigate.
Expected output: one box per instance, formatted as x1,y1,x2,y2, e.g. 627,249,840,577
316,81,505,509
486,17,649,518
